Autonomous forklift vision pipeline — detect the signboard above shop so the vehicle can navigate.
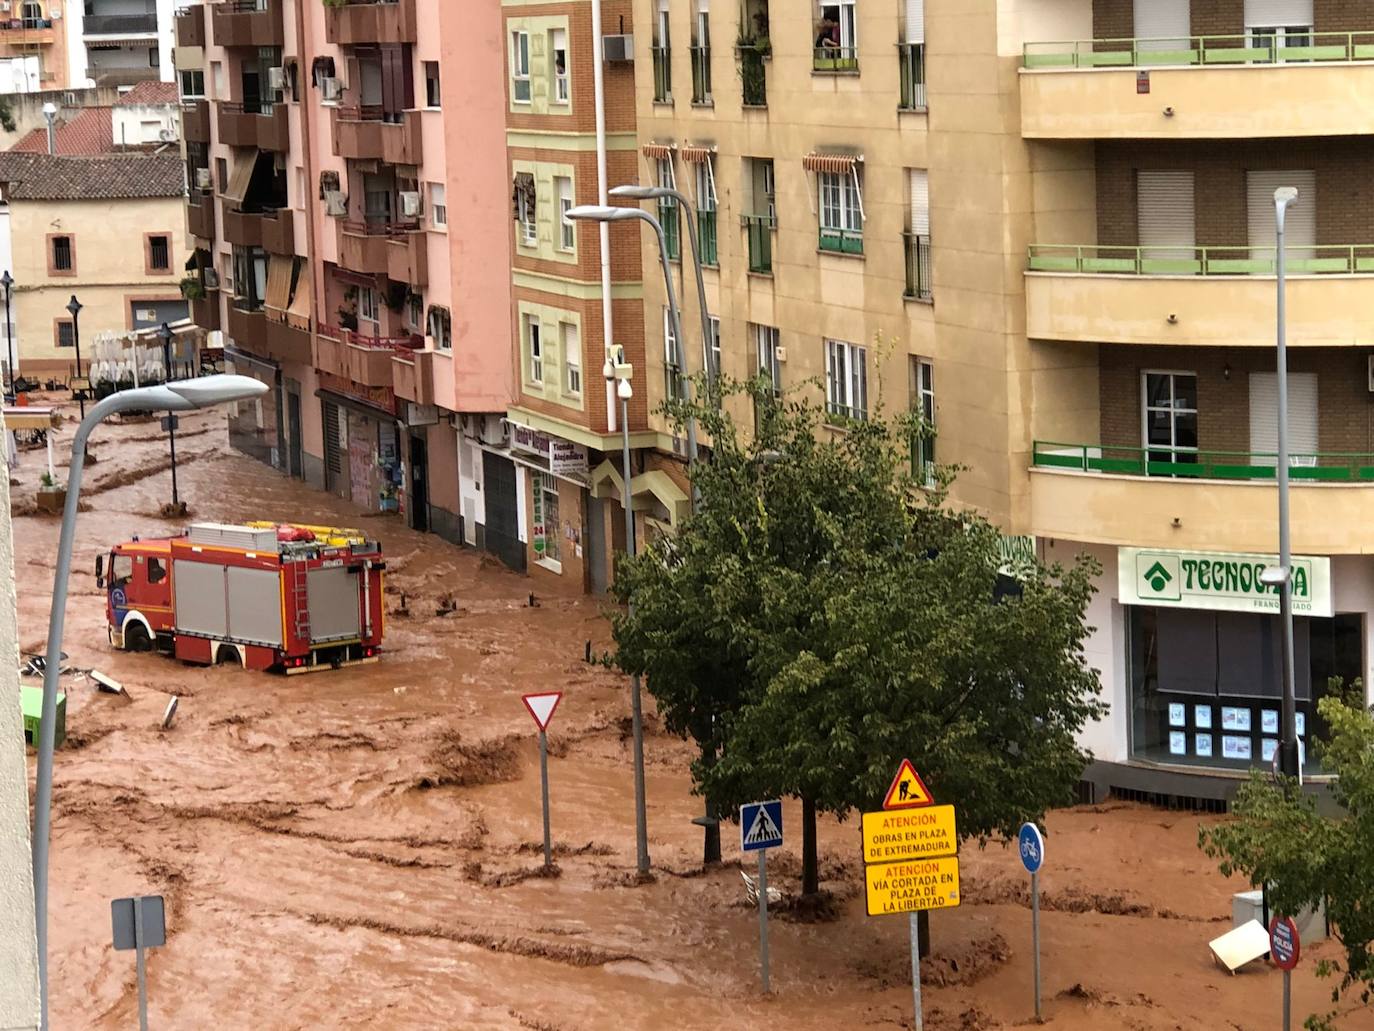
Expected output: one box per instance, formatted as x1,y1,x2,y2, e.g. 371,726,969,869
1118,547,1332,618
509,422,590,479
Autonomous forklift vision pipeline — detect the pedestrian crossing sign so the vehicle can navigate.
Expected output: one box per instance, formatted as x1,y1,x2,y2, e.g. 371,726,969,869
740,800,784,852
882,758,935,810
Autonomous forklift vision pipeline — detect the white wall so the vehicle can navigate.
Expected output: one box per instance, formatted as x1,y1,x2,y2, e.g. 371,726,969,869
112,102,177,146
1329,555,1374,706
0,417,40,1031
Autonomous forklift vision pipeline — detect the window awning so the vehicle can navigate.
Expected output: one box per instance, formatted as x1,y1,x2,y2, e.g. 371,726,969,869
223,148,258,206
263,255,293,319
803,152,861,174
641,142,675,160
588,460,691,527
285,259,311,331
679,145,714,164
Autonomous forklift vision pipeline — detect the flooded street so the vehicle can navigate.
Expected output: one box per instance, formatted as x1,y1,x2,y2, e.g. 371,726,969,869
13,401,1367,1030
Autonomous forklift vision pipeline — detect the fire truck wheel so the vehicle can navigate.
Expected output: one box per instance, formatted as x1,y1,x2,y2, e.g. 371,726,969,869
124,623,152,652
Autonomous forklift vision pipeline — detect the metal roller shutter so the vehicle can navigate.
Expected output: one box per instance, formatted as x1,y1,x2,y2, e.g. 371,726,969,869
1249,371,1318,464
306,566,361,643
908,169,929,235
1244,0,1313,27
1136,170,1195,261
1247,169,1315,258
1134,0,1190,52
906,0,924,44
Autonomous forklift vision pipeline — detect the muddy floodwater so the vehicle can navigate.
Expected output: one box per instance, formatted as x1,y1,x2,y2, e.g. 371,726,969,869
12,401,1370,1030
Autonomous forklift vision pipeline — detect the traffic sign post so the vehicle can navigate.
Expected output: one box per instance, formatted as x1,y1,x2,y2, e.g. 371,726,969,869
111,894,165,1031
1270,915,1300,1031
741,800,783,994
521,692,563,869
1018,822,1046,1022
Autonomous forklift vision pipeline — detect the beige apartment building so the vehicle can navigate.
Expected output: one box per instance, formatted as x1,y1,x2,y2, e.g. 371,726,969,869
630,0,1374,798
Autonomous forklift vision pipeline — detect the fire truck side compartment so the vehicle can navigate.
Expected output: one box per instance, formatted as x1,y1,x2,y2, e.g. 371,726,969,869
306,565,362,643
226,566,285,646
172,558,229,638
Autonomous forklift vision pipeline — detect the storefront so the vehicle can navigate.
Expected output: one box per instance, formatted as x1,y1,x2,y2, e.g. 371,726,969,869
224,347,283,471
316,373,402,513
508,420,592,586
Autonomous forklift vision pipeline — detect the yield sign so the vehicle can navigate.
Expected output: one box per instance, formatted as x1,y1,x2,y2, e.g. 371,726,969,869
882,758,935,810
522,692,563,731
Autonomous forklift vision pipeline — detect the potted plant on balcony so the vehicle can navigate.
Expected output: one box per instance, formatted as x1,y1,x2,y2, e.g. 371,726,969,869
180,274,205,301
36,471,66,515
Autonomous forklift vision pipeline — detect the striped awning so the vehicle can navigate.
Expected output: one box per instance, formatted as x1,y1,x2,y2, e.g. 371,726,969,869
803,152,861,174
641,142,675,160
679,145,714,164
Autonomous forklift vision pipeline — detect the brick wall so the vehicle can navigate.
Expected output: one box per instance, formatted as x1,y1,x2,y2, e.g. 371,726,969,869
1314,0,1373,34
1191,0,1243,40
1096,139,1374,249
1099,346,1374,456
1093,0,1131,40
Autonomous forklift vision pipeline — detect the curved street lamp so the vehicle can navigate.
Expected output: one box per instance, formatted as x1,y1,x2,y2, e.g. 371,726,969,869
65,294,83,418
31,374,270,1029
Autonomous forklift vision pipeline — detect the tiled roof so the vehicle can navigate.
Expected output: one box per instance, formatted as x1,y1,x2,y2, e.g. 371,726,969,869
11,108,114,156
116,81,179,107
0,153,185,201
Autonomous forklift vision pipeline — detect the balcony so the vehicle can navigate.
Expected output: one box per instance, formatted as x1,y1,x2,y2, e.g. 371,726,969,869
182,100,210,143
743,214,773,274
324,0,417,45
191,293,221,333
217,102,289,151
904,232,931,300
174,4,206,48
186,196,215,240
0,20,57,46
263,316,311,366
898,43,925,111
1021,32,1374,139
391,347,435,406
210,0,283,48
331,107,423,165
813,46,858,73
83,13,157,36
690,45,712,104
1030,442,1374,554
315,327,421,388
226,303,266,353
1026,244,1374,347
223,208,293,253
337,221,428,286
652,45,671,102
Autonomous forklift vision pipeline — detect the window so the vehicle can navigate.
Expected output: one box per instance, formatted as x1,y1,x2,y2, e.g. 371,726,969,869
818,167,864,254
705,315,720,383
562,322,581,395
514,172,536,246
408,293,424,330
815,0,858,69
50,235,74,275
912,357,935,485
695,156,717,266
211,61,225,100
427,305,452,350
55,320,74,348
526,315,543,383
653,0,672,102
358,286,379,327
533,471,561,565
754,324,780,393
663,306,681,401
905,168,931,299
311,56,336,89
691,1,712,104
657,156,679,260
179,69,205,100
20,2,41,29
147,234,171,273
1142,371,1198,467
424,61,441,107
511,31,531,103
111,554,133,586
551,29,569,103
556,176,574,250
429,182,447,228
216,157,228,194
147,557,167,584
826,339,868,422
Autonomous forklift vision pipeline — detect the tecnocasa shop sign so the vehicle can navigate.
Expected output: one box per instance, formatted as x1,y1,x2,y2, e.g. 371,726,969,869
1118,547,1332,617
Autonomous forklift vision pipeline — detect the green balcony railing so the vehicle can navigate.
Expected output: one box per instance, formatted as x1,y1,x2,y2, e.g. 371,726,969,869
820,225,863,255
697,209,718,266
1027,244,1374,276
898,42,926,109
1024,31,1374,69
743,213,774,273
813,46,859,72
1033,441,1374,481
690,44,712,103
652,45,672,102
904,231,931,299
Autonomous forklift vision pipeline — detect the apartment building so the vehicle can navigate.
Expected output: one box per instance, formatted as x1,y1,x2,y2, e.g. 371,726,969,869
176,0,509,544
0,0,70,90
68,0,178,88
631,0,1374,796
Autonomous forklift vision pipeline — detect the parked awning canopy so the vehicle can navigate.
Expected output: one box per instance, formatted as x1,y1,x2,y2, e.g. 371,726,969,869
286,259,311,331
223,148,258,205
641,142,674,160
679,145,714,164
802,152,861,174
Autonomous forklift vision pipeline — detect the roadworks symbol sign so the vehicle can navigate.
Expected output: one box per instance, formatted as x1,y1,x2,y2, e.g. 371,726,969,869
882,758,935,810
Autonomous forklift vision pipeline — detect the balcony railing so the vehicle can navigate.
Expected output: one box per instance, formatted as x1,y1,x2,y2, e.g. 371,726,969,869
0,20,56,44
898,42,926,110
743,214,773,273
1034,441,1374,482
652,45,672,102
813,46,859,72
83,12,157,35
318,325,423,353
820,225,863,255
1028,244,1374,276
1024,31,1374,69
738,44,767,106
825,401,869,425
324,0,417,45
690,45,712,103
904,232,932,300
697,210,717,266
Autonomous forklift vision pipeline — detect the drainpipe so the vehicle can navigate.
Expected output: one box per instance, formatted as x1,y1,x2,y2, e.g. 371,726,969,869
591,0,615,434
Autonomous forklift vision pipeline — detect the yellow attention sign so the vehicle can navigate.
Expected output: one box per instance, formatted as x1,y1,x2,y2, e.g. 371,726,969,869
864,855,962,917
862,805,958,864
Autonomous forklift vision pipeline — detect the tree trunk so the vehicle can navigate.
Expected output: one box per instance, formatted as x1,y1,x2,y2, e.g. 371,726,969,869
801,796,819,896
917,909,930,959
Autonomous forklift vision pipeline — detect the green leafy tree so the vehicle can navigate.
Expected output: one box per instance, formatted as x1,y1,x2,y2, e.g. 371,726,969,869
1200,695,1374,1029
612,379,1105,897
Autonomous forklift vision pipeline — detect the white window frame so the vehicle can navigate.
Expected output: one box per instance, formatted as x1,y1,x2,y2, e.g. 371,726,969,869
754,324,780,392
695,156,717,212
762,160,776,222
657,156,677,202
516,173,536,246
511,31,531,103
534,470,562,566
663,306,680,369
428,305,451,350
358,286,379,328
819,168,863,234
551,28,569,103
562,322,581,395
429,182,447,229
407,294,423,330
705,315,721,380
556,176,574,251
825,338,868,421
914,356,935,485
527,315,543,384
1141,369,1199,466
818,0,858,53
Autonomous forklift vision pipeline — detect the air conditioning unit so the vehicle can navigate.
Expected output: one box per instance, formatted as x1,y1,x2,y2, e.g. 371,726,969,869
267,66,285,91
320,76,341,102
194,167,211,189
0,4,12,13
324,190,347,216
602,34,633,62
203,268,221,290
399,191,421,218
158,127,176,142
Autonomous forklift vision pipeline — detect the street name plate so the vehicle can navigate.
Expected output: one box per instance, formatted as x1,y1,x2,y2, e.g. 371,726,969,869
864,855,962,917
862,805,957,864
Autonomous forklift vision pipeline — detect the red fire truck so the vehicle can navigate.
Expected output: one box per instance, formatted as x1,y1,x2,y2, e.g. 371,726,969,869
97,522,385,673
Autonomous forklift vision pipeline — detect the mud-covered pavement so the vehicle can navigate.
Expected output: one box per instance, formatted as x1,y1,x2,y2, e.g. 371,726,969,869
13,401,1369,1030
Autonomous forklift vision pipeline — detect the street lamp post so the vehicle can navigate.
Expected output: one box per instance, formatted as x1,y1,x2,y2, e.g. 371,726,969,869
157,323,181,511
2,270,14,395
1272,186,1301,781
31,375,270,1030
66,294,84,418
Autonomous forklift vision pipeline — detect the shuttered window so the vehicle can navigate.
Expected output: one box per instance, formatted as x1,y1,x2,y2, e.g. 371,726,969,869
905,0,924,44
908,168,929,235
1249,372,1318,464
1247,169,1315,259
1134,0,1190,52
1137,170,1195,261
1243,0,1313,28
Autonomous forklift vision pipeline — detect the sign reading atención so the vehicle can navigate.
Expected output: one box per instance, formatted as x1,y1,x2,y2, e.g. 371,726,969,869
1118,547,1332,618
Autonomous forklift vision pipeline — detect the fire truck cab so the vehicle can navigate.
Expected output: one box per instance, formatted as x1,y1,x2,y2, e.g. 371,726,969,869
97,522,385,673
